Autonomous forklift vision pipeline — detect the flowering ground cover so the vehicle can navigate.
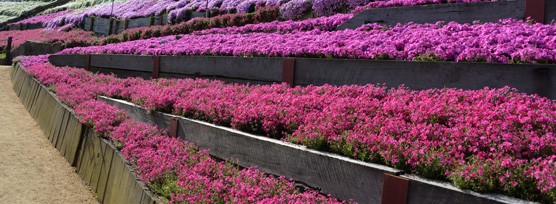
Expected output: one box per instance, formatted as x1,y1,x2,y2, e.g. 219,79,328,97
192,13,352,34
62,18,556,64
0,29,98,51
353,0,499,14
17,53,556,203
7,9,74,26
18,55,346,203
0,1,53,23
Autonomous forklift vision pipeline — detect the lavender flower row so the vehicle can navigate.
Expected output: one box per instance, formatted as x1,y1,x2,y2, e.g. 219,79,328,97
192,13,352,34
61,19,556,64
353,0,499,14
7,9,73,26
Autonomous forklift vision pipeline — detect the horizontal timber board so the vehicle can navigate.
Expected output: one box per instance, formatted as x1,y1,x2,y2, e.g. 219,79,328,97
49,54,556,99
10,63,162,204
98,95,405,204
99,95,536,204
338,0,535,29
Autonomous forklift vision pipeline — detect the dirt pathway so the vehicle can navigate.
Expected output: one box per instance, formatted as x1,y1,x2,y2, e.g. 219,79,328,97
0,65,99,204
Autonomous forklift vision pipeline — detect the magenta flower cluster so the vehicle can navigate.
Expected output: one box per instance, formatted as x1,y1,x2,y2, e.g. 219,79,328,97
61,19,556,64
19,53,556,202
193,13,352,34
353,0,499,14
0,29,98,51
7,9,74,26
19,55,345,203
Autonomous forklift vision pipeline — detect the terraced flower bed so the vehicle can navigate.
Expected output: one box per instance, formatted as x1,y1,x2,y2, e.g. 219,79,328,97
17,53,556,203
60,18,556,64
0,29,98,51
17,55,347,203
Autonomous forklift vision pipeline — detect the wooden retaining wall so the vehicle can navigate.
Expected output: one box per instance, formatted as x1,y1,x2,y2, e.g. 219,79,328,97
83,15,169,36
338,0,556,30
99,96,535,204
49,54,556,100
10,63,162,204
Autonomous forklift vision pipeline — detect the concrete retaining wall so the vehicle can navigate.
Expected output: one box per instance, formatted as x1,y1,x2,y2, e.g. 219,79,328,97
338,0,554,30
99,95,535,204
10,63,162,204
49,54,556,99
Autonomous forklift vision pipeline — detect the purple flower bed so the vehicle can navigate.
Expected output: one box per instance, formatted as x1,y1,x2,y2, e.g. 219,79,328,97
7,9,74,26
19,53,556,203
62,19,556,64
19,55,345,203
353,0,499,14
193,13,352,34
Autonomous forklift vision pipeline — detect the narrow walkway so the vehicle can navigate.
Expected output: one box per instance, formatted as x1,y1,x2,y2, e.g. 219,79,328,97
0,65,99,204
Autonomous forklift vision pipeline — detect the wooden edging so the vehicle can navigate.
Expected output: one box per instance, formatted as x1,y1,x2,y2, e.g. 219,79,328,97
84,15,168,36
98,96,535,204
338,0,556,29
10,63,162,204
49,54,556,99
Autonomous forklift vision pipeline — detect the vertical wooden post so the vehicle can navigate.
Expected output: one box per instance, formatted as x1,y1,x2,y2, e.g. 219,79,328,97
85,54,91,71
108,18,114,35
113,20,120,34
525,0,545,23
6,37,12,63
381,173,409,204
169,117,179,138
158,15,164,25
149,15,155,27
89,17,95,32
123,19,129,30
282,58,295,87
152,56,160,79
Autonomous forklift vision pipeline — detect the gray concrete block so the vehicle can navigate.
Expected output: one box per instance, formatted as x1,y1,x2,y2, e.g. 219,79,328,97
337,0,525,29
99,96,404,204
91,67,153,79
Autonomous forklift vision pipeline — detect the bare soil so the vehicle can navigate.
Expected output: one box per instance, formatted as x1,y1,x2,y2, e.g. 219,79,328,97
0,65,99,204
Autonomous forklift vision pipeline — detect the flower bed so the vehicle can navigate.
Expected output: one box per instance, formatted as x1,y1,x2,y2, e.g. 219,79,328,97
8,9,74,26
62,19,556,64
0,29,98,51
352,0,499,14
192,13,352,34
18,55,345,203
0,1,52,23
18,54,556,203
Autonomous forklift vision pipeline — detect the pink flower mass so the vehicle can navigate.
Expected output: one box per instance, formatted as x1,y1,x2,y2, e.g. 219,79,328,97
17,54,556,202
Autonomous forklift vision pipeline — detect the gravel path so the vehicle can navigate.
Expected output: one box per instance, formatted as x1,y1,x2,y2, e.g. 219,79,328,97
0,65,99,204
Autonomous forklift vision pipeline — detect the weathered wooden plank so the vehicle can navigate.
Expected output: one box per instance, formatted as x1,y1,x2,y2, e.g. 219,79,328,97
90,54,153,72
293,58,556,99
103,149,126,204
160,55,283,82
338,0,526,29
127,17,151,29
48,54,87,68
95,138,115,203
401,175,534,204
99,96,403,204
54,110,71,152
